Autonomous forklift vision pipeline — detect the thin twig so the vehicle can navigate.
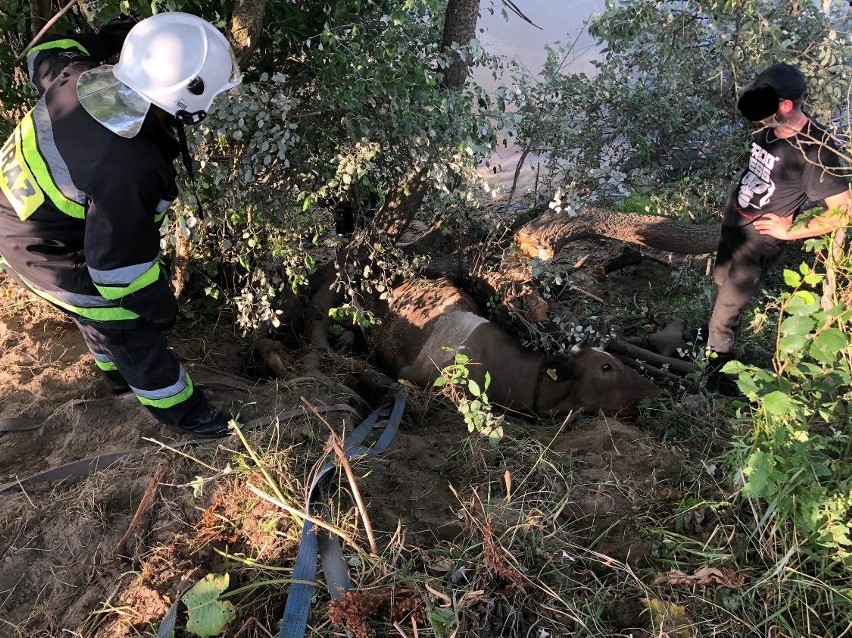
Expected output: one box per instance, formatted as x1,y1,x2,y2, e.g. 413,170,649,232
15,0,79,64
301,396,379,555
114,459,169,558
568,284,606,304
246,483,366,555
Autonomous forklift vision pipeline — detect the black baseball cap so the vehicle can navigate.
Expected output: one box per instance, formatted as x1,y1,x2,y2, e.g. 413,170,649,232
737,63,807,121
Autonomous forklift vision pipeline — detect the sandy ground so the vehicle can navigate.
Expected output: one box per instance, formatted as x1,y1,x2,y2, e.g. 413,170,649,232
0,256,685,637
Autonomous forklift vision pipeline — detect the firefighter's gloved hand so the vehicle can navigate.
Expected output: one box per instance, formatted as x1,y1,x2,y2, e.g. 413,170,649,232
152,317,176,333
98,15,137,59
145,290,179,332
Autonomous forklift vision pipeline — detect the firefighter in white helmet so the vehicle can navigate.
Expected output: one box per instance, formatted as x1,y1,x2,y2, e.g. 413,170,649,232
0,13,243,437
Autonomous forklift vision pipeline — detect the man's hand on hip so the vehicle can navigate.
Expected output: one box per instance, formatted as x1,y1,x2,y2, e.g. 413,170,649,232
753,213,792,240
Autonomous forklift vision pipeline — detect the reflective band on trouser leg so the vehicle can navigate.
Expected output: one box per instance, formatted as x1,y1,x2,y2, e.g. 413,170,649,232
132,365,195,409
16,273,140,322
75,321,204,429
92,352,118,372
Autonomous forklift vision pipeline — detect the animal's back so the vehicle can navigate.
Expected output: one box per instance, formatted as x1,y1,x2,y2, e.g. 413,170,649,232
376,278,484,383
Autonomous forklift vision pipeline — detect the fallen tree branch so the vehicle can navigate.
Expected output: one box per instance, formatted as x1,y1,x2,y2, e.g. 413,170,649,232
514,207,720,260
16,0,78,63
612,353,697,391
607,339,696,375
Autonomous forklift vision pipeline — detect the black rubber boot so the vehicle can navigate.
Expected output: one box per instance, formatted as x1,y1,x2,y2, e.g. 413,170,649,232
175,401,233,439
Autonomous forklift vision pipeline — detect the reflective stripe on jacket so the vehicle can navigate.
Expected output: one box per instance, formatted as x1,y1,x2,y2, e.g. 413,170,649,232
0,37,181,325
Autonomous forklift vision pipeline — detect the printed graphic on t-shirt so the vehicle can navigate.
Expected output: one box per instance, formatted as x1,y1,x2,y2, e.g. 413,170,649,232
737,142,780,210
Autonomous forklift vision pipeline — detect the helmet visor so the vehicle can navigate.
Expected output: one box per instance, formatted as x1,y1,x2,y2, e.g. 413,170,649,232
77,65,152,138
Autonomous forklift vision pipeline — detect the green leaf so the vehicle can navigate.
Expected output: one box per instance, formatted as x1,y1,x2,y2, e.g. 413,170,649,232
468,379,481,397
780,315,815,337
182,574,236,637
433,376,447,388
721,360,746,374
809,328,846,365
743,450,775,498
761,391,793,417
783,269,802,287
779,333,807,355
785,292,820,316
803,272,822,286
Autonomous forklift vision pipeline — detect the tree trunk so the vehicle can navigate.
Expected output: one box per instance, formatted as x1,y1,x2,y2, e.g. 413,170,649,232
230,0,266,69
366,167,430,245
514,207,721,259
29,0,53,34
440,0,480,89
307,0,478,350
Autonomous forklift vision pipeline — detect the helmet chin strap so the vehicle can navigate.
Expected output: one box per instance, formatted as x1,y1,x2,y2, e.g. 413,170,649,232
175,109,207,125
171,116,206,221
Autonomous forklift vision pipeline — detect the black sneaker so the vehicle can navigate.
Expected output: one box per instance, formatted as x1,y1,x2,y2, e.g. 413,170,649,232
176,403,233,439
703,351,745,399
704,370,745,398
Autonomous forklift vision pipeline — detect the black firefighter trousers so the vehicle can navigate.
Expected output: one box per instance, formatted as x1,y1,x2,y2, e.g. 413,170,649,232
707,223,785,355
75,319,211,431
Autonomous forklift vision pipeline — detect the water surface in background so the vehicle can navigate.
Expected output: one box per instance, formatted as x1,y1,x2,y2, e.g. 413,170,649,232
473,0,606,199
475,0,605,87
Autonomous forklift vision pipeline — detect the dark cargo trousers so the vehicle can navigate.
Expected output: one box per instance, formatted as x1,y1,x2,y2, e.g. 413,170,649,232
707,223,785,355
75,319,210,430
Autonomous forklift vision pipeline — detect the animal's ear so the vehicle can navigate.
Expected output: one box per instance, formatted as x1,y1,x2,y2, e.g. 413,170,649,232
544,356,579,382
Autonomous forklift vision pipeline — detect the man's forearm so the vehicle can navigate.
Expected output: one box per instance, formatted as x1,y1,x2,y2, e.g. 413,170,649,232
786,206,848,240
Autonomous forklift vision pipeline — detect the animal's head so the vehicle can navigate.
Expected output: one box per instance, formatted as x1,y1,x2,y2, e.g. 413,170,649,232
536,344,661,416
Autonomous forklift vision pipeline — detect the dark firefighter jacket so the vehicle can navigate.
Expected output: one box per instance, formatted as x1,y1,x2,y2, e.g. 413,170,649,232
0,36,181,325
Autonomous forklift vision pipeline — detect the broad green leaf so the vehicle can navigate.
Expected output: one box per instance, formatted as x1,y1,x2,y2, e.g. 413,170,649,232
780,315,815,337
183,574,236,638
761,391,793,417
779,333,807,355
809,328,846,365
783,269,802,287
468,379,481,397
803,272,822,286
433,376,447,388
735,374,759,398
743,450,775,497
721,360,746,374
785,293,820,316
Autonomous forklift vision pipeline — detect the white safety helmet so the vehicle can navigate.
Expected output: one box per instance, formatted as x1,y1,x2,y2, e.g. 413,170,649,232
113,12,242,125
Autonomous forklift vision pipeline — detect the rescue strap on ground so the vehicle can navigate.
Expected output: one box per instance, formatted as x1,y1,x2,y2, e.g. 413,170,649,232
154,390,406,638
0,402,360,495
279,388,407,638
0,418,42,433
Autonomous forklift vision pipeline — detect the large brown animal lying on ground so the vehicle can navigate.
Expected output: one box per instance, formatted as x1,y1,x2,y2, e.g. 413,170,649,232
375,278,661,416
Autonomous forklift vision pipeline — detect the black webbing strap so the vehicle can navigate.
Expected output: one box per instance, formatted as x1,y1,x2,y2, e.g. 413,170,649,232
173,119,206,221
278,389,407,638
0,418,41,433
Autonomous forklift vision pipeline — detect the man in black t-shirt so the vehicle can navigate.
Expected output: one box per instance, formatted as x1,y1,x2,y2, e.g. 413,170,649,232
703,63,850,395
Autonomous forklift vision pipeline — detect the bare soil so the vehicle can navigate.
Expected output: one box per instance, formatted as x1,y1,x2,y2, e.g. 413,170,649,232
0,236,690,637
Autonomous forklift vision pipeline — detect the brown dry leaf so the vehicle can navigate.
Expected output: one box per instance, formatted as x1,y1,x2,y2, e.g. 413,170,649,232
653,566,745,588
641,597,693,638
427,557,456,575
